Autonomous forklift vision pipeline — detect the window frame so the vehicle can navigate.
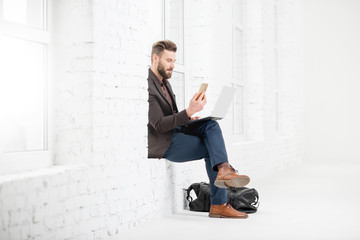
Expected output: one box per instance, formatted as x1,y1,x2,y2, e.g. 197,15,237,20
0,0,52,175
273,2,281,133
231,0,246,143
163,0,188,109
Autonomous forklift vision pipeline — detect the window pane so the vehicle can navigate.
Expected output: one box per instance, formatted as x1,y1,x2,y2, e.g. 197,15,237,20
170,72,185,110
274,48,279,86
275,92,280,131
165,0,184,64
233,85,244,135
273,5,278,46
233,0,243,26
0,36,46,152
233,27,243,81
2,0,45,29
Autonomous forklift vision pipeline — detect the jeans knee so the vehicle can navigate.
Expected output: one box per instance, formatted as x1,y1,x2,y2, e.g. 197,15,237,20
209,120,218,125
205,120,220,130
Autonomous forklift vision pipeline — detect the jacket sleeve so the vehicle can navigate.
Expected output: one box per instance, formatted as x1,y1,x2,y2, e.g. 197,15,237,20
148,89,190,133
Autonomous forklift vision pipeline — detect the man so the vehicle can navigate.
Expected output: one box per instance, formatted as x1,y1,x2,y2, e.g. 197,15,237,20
147,40,251,218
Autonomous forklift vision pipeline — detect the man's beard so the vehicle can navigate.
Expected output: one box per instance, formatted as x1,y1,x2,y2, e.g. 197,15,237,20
157,63,173,80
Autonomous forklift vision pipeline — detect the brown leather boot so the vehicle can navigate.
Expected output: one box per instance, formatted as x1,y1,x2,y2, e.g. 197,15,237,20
209,203,248,218
214,165,250,188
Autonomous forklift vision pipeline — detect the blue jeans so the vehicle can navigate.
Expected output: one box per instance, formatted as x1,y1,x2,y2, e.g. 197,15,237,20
163,120,228,205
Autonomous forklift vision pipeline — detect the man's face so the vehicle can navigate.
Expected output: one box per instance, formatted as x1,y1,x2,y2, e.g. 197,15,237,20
157,50,176,80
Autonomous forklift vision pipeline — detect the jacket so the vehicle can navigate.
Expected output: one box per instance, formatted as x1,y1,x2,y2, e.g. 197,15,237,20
147,68,190,158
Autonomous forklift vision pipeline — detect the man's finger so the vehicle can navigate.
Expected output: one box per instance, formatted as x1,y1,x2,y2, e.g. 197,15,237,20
203,94,207,103
202,92,207,101
192,92,200,101
197,91,205,101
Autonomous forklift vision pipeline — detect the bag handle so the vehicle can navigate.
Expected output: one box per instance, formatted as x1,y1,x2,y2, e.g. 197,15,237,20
183,183,199,203
184,182,209,203
252,196,260,208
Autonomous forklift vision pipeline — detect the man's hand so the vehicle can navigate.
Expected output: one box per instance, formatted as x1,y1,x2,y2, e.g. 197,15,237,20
186,91,207,117
191,116,201,120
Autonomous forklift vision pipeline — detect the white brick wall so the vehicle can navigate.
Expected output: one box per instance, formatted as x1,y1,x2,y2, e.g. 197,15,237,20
0,0,305,239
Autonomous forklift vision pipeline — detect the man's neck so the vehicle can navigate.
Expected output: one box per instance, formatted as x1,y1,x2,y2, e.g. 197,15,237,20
150,66,163,82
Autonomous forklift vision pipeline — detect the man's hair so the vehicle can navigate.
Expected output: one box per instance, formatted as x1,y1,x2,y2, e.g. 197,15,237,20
151,40,177,63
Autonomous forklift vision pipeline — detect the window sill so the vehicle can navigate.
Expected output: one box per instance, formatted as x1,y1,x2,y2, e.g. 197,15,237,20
0,163,89,184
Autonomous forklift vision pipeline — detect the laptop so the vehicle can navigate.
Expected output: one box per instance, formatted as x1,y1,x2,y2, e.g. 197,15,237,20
181,86,236,125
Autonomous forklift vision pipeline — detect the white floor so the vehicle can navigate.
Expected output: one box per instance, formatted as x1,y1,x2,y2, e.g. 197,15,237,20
118,163,360,240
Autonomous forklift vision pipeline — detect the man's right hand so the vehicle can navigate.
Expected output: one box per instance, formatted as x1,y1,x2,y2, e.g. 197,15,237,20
186,91,207,117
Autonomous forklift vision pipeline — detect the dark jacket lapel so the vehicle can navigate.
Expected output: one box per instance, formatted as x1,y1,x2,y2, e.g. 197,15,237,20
148,69,178,112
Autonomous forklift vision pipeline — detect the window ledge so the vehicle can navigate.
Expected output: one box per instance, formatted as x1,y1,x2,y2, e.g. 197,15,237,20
0,163,89,184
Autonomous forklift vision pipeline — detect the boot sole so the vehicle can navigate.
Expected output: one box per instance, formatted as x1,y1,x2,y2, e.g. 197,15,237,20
214,176,250,188
209,213,248,219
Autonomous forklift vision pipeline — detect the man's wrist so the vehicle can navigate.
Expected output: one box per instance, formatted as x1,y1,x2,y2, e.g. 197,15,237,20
186,108,193,118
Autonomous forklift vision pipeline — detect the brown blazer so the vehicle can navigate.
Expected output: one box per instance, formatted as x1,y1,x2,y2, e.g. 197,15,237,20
147,68,190,158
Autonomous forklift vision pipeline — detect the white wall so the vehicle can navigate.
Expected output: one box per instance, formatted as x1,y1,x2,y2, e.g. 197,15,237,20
303,0,360,164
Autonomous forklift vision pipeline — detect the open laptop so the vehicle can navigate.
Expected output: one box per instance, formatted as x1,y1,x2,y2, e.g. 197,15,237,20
181,86,236,125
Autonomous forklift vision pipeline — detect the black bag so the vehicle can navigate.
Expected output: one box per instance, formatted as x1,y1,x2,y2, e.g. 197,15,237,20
184,182,259,214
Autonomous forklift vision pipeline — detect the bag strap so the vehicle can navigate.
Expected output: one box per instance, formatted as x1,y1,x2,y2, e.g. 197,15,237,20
238,188,260,208
252,195,260,208
184,182,209,203
183,184,196,203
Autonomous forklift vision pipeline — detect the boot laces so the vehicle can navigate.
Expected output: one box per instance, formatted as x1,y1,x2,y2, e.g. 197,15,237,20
225,203,232,209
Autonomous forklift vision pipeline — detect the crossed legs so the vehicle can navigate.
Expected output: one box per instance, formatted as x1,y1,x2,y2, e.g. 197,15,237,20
163,120,229,205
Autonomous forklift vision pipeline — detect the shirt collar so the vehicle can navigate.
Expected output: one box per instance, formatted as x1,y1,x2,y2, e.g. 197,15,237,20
149,68,168,86
161,78,168,86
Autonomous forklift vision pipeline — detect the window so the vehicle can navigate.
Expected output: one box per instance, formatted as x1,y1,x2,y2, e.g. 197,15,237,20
233,84,244,135
170,72,185,110
231,0,245,140
273,2,281,132
164,0,186,109
164,0,184,65
0,0,51,174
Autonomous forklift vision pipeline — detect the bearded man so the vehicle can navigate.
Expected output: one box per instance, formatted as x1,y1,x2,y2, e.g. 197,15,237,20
147,40,251,218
